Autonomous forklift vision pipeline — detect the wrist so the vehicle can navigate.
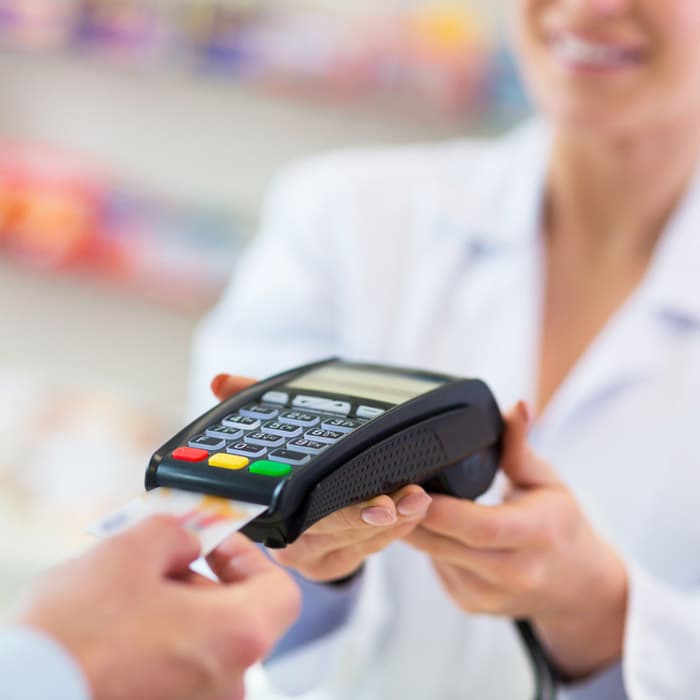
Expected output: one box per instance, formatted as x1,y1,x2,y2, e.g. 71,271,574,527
536,549,629,680
0,623,92,700
326,565,364,587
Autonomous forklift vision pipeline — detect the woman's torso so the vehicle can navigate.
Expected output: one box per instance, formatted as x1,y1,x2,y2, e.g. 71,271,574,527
193,122,700,699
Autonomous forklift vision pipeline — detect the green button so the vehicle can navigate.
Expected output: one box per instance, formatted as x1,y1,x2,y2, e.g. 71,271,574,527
249,460,292,477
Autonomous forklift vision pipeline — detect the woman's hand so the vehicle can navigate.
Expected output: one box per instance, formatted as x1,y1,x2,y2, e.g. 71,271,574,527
211,373,433,582
403,401,629,679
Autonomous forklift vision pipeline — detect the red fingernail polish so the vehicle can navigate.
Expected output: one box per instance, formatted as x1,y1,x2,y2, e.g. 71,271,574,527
519,400,533,427
211,374,227,395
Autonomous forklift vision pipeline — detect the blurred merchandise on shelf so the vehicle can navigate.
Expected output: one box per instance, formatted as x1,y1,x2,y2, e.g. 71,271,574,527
0,142,244,311
0,0,78,49
77,0,177,62
0,0,529,117
0,366,177,611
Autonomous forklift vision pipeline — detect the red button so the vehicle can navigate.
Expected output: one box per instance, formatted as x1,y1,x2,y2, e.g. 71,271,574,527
172,447,208,462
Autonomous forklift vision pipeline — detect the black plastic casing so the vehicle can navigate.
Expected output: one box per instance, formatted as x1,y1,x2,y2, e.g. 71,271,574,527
146,358,504,548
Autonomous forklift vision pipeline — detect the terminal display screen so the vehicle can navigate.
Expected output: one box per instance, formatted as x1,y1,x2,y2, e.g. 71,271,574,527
287,363,445,406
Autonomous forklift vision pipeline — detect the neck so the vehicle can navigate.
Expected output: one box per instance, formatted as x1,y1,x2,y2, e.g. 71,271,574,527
547,122,700,263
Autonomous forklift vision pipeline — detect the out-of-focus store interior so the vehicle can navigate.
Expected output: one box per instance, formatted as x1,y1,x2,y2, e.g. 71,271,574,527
0,0,528,616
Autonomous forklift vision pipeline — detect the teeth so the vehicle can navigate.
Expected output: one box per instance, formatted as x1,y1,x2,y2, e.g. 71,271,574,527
553,35,631,66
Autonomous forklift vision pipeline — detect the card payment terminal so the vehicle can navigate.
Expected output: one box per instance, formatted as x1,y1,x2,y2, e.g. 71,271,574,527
146,358,503,547
146,358,557,699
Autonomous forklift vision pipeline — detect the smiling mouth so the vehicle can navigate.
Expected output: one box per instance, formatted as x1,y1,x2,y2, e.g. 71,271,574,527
550,33,647,70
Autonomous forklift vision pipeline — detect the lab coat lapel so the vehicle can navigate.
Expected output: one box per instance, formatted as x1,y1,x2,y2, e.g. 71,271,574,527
538,160,700,437
535,293,665,438
424,121,551,408
392,121,549,402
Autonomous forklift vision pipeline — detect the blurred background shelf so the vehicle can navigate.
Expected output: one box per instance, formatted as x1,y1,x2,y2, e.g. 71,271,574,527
0,0,523,124
0,0,527,616
0,49,515,218
0,0,528,215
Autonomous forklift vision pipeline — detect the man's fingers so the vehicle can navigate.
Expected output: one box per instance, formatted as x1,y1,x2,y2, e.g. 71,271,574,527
175,570,219,587
216,558,302,641
207,534,275,584
111,515,202,576
211,374,256,401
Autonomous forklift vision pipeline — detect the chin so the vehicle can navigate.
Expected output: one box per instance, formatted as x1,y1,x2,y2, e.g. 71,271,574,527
549,106,632,138
536,90,654,141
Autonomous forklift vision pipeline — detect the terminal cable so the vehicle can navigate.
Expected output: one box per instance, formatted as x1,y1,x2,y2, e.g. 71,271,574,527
516,620,559,700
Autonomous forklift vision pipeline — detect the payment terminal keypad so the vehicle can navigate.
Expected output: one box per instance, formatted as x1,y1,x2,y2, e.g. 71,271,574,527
169,394,378,482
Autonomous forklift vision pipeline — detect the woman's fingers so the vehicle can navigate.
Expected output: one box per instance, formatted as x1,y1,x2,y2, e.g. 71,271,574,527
419,494,536,549
404,526,516,587
210,374,257,401
272,486,432,581
308,485,430,534
501,401,560,488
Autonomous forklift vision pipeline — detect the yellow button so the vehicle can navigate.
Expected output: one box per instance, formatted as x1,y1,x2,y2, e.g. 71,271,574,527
209,453,249,471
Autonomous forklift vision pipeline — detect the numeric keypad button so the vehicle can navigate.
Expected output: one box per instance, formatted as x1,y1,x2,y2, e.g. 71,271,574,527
292,395,351,416
304,428,344,444
278,411,321,428
356,405,385,419
267,449,311,466
261,391,289,405
222,415,261,431
226,441,267,459
240,404,279,420
244,432,286,448
320,418,363,433
188,435,227,452
286,438,328,455
261,421,303,438
205,424,244,440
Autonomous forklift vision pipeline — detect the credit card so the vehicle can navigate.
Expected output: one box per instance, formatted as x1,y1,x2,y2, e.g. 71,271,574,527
87,487,267,555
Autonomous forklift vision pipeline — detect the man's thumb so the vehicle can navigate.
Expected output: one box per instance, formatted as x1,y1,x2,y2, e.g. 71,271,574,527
500,401,559,488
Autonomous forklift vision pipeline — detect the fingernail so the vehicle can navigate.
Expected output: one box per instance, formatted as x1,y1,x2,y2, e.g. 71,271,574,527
211,374,228,395
397,493,432,517
227,550,262,578
361,507,396,526
518,400,533,428
212,533,245,561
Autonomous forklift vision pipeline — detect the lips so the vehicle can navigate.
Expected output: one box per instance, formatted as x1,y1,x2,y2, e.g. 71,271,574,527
550,33,647,70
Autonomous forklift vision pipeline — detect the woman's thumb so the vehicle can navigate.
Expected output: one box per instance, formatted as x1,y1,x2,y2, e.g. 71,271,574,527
500,401,559,488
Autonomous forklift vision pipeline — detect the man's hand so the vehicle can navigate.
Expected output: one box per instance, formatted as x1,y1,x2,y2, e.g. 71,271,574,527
403,401,629,679
15,517,301,700
211,373,432,582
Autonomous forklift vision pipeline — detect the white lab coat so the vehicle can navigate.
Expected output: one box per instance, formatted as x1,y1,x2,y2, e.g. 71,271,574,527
190,121,700,700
